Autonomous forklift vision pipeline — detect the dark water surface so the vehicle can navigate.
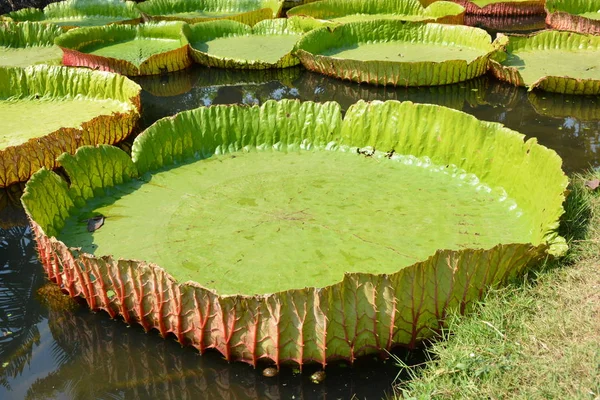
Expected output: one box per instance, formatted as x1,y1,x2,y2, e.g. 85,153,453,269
2,42,600,399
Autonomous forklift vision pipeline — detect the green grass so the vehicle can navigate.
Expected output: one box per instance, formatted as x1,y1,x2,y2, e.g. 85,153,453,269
392,171,600,400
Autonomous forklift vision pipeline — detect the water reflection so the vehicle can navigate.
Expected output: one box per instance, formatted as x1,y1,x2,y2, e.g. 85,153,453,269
23,304,410,400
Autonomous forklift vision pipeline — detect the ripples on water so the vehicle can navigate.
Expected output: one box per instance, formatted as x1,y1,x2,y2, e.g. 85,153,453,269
2,18,600,400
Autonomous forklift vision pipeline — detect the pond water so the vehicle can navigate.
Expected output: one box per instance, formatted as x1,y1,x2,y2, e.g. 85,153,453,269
2,24,600,400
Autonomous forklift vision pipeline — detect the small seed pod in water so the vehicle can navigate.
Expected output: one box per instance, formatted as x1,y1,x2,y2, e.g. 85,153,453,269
262,367,278,378
310,370,326,384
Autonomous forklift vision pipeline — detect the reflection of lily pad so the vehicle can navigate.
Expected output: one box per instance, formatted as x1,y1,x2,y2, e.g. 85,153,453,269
423,0,545,16
55,22,192,76
295,21,496,86
0,65,140,187
0,21,63,67
0,183,27,228
3,0,142,30
23,99,567,366
528,91,600,120
133,66,204,97
138,66,304,128
295,73,490,111
287,0,465,25
137,0,283,25
489,31,600,94
188,18,322,69
545,0,600,35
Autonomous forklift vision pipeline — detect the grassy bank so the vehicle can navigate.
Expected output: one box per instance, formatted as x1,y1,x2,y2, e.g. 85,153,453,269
395,172,600,399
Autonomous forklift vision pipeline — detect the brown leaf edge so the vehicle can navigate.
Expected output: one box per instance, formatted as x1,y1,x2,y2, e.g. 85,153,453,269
545,10,600,35
446,0,544,16
61,45,192,76
0,105,140,188
31,217,546,368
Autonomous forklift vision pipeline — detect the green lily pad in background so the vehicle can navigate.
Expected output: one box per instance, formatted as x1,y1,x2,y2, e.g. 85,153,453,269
421,0,545,15
0,21,63,67
295,21,497,86
3,0,142,30
545,0,600,35
137,0,283,25
187,17,322,69
55,21,192,76
489,30,600,95
0,65,140,187
22,99,567,366
286,0,465,25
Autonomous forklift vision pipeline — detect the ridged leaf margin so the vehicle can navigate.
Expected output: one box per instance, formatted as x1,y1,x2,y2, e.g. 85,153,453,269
22,100,567,367
545,0,600,35
295,21,496,86
56,22,192,76
0,65,141,187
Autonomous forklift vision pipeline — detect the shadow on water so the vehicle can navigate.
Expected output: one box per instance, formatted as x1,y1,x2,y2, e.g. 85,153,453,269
2,48,600,399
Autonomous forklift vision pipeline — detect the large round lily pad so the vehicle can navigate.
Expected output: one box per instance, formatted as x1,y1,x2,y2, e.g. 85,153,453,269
137,0,283,25
545,0,600,35
295,21,497,86
0,65,140,187
286,0,465,25
3,0,142,30
187,18,322,69
55,21,192,76
422,0,544,16
22,99,567,366
489,30,600,95
0,21,63,67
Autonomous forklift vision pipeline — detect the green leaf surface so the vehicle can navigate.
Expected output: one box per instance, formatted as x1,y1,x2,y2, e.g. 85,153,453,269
490,30,600,94
0,65,140,187
55,22,191,76
0,21,63,67
286,0,464,25
4,0,142,29
187,18,322,69
137,0,283,25
295,21,496,86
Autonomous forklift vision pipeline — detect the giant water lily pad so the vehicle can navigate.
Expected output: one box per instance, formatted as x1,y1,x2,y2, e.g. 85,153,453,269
286,0,465,25
545,0,600,35
137,0,283,25
3,0,142,30
0,65,140,187
489,31,600,95
55,21,192,76
295,21,497,86
422,0,544,15
187,18,322,69
22,99,567,366
0,21,63,67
